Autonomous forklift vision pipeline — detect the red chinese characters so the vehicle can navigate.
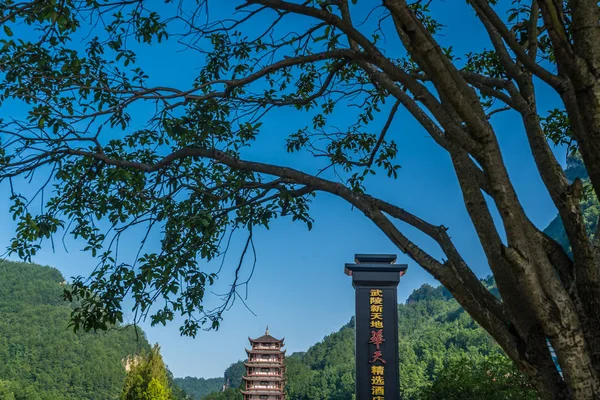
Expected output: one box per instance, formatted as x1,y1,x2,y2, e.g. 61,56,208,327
369,350,387,364
369,329,385,350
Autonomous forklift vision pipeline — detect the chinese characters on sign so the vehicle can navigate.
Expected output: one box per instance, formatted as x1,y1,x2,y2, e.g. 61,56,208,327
345,254,405,400
369,289,385,399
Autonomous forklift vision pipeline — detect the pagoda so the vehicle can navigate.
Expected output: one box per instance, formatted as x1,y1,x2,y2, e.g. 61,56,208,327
242,327,286,400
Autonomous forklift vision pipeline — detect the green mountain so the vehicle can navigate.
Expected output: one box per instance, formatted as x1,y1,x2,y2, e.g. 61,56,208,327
0,260,152,400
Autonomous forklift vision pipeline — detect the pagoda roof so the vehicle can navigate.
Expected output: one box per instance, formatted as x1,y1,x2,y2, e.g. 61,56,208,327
249,326,285,344
246,348,287,355
249,334,284,344
243,376,284,381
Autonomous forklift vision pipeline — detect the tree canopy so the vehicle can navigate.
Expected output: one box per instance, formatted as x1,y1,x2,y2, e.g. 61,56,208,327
1,1,600,399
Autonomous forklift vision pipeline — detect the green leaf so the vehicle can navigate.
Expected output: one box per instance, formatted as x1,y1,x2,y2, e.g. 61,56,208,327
3,25,13,37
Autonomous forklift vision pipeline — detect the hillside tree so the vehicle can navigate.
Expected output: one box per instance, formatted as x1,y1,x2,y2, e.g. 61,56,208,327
121,344,173,400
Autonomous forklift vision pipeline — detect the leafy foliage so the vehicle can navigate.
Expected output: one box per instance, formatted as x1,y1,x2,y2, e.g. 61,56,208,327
0,0,399,337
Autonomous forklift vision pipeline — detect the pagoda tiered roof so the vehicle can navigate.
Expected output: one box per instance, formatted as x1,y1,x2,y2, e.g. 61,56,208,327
243,327,287,400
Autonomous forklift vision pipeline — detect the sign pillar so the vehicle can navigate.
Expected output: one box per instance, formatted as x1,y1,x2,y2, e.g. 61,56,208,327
345,254,407,400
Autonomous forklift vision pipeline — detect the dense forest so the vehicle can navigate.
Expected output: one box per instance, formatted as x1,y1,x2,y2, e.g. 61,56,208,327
283,279,535,399
0,261,154,399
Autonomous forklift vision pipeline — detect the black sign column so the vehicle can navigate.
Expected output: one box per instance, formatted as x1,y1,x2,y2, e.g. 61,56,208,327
345,254,407,400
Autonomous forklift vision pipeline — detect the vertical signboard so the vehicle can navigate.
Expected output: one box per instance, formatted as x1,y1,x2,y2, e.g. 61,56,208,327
345,254,407,400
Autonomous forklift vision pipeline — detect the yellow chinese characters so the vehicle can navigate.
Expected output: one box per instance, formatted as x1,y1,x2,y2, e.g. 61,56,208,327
371,385,385,396
371,366,384,375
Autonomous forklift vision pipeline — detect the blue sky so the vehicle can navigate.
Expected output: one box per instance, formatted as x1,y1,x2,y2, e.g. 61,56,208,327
0,1,566,379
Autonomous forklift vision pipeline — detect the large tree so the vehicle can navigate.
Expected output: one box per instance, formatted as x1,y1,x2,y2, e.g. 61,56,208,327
1,1,599,398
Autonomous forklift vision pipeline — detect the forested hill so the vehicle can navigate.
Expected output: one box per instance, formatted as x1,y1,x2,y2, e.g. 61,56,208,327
0,261,152,399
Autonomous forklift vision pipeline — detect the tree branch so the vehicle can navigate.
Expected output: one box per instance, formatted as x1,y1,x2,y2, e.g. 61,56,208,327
469,0,564,89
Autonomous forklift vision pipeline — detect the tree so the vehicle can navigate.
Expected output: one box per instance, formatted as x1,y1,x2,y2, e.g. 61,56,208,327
1,1,599,399
121,344,174,400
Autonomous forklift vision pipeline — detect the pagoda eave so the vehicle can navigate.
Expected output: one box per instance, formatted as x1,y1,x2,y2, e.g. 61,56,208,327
241,390,285,396
242,376,284,381
245,348,287,355
244,362,286,368
248,335,285,344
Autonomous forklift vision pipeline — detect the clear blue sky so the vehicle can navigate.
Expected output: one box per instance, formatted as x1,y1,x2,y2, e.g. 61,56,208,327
0,1,565,379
